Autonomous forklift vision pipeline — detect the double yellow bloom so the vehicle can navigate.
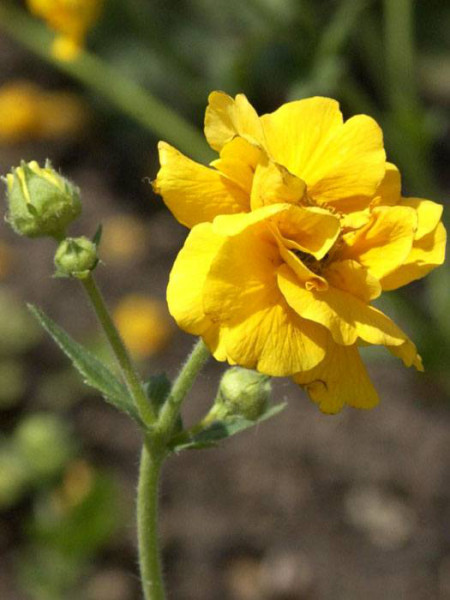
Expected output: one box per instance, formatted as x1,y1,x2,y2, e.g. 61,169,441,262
155,93,446,413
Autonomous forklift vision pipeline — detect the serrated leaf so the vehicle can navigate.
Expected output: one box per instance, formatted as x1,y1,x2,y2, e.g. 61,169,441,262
28,304,142,425
170,402,287,452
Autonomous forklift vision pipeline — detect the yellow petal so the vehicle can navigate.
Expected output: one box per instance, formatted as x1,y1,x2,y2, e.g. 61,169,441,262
401,197,443,240
277,263,409,346
341,205,417,280
210,137,262,194
306,115,385,206
373,162,401,206
380,221,447,290
250,159,306,209
271,205,341,260
154,141,249,228
261,96,343,176
293,340,379,414
204,91,264,152
325,259,382,302
272,231,328,291
211,203,290,237
261,97,385,206
203,226,327,375
388,340,423,371
166,223,227,360
340,210,371,230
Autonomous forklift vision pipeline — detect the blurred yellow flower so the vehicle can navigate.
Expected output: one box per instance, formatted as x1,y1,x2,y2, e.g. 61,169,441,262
0,81,87,144
101,214,148,266
26,0,103,61
113,294,172,360
155,93,446,414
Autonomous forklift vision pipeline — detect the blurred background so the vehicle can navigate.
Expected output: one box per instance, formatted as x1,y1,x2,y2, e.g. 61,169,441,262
0,0,449,598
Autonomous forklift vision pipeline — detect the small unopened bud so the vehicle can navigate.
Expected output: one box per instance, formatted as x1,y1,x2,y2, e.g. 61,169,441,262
54,236,98,279
216,367,271,421
3,160,81,239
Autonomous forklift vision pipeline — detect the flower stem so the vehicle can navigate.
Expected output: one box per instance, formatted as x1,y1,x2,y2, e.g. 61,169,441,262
137,340,210,599
81,274,155,426
156,339,211,439
138,444,165,600
0,2,212,163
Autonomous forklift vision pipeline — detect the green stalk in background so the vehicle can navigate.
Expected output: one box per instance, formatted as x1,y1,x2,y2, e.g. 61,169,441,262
0,2,212,164
382,0,436,196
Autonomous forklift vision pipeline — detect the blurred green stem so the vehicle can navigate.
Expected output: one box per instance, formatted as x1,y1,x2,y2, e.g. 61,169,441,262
81,274,155,426
0,2,212,163
384,0,417,112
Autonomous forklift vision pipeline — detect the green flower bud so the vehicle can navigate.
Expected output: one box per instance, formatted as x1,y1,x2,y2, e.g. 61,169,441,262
216,367,271,421
54,236,98,278
3,160,81,239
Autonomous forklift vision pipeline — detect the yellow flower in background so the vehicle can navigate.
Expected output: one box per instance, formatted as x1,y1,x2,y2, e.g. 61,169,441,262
0,81,87,144
113,294,173,360
101,215,148,266
26,0,103,61
154,93,446,414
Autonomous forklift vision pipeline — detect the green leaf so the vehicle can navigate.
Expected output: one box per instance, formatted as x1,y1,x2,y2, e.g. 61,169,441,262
144,373,171,412
28,304,142,425
170,402,287,452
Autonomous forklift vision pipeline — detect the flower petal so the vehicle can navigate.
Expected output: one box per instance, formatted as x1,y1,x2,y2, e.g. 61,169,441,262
204,91,264,152
277,263,409,346
261,97,385,206
293,340,379,414
203,226,327,375
261,96,343,175
166,223,228,360
380,221,447,290
271,205,341,260
154,141,249,228
325,259,382,302
250,160,306,209
341,205,417,280
373,162,401,206
210,136,262,194
401,198,443,240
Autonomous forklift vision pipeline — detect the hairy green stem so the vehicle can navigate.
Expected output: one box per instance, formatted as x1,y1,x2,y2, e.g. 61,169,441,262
0,2,212,163
156,339,211,439
137,340,210,599
138,445,165,600
81,274,155,426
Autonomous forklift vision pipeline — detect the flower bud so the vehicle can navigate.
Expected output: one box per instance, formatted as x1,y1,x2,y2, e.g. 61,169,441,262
54,236,98,279
3,160,81,238
216,367,271,421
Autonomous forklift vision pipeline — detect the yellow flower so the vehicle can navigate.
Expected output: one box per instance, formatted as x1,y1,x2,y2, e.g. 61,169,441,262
101,214,148,266
154,93,446,414
26,0,103,61
113,295,172,360
0,81,87,144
